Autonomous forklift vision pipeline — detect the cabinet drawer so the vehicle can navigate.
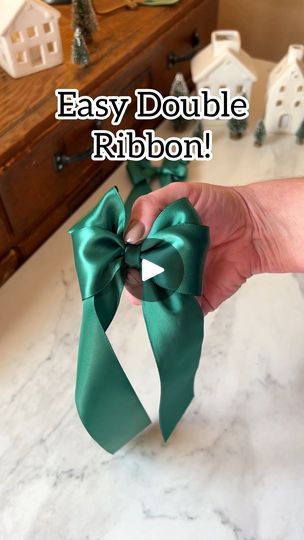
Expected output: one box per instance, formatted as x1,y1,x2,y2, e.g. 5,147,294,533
0,205,13,258
0,249,19,286
0,121,104,239
152,0,217,93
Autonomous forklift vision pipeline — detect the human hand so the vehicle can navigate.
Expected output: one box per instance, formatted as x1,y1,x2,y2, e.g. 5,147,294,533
124,181,261,314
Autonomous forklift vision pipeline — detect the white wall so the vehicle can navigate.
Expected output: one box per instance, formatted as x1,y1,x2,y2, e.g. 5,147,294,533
217,0,304,62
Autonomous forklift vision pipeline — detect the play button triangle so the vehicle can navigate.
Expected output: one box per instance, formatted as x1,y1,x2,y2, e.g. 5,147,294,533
141,258,165,282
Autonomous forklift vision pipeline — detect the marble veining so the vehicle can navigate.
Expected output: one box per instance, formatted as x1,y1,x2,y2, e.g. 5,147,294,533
0,60,304,540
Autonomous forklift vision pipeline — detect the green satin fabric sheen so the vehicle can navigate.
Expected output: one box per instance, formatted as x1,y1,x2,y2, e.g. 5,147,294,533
70,187,209,453
125,158,188,221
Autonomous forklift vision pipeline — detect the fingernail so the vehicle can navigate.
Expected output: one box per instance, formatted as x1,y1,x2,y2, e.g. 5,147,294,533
125,220,146,244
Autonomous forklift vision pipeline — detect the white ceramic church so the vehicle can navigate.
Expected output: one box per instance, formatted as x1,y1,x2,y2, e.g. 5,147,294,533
0,0,63,79
191,30,257,102
264,44,304,134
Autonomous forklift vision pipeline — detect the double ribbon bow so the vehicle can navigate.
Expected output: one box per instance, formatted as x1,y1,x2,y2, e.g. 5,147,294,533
70,178,209,454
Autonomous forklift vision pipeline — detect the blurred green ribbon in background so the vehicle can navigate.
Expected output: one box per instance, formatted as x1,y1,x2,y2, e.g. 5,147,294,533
125,158,188,220
70,182,209,453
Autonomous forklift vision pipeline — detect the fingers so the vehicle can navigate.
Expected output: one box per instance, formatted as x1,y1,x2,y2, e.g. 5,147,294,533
124,268,142,305
124,182,193,244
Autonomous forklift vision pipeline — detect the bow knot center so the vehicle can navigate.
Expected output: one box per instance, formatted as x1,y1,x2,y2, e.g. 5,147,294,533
125,243,142,270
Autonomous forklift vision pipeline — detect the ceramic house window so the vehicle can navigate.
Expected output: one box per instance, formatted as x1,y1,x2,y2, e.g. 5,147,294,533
278,114,289,128
16,51,26,64
27,26,37,38
10,31,22,44
43,22,52,34
279,86,285,92
29,45,43,66
47,42,56,54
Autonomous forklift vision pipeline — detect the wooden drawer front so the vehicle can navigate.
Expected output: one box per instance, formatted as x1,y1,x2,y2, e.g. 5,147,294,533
0,205,13,258
152,0,218,93
0,249,19,286
119,69,153,130
0,120,104,239
1,137,65,239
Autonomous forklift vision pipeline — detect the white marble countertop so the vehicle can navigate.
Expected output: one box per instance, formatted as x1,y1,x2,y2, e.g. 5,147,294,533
1,60,304,540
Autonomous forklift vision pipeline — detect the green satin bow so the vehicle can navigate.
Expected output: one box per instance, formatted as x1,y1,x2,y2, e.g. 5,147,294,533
125,158,188,220
69,187,209,453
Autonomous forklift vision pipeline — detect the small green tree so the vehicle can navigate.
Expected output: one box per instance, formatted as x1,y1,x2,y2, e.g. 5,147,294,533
254,119,266,147
72,0,98,39
295,120,304,145
228,116,248,139
192,120,204,140
72,27,89,66
227,118,239,139
170,73,190,132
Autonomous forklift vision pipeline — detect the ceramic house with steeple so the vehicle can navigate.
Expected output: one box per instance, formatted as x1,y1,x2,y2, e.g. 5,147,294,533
190,30,257,102
0,0,63,79
264,45,304,134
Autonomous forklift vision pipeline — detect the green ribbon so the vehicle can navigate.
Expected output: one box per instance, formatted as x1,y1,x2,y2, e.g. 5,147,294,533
69,186,209,453
125,158,188,220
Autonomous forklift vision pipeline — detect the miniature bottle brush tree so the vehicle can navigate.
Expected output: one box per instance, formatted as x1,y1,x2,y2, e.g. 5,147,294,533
72,27,89,66
72,0,98,39
170,73,191,132
71,0,98,65
295,120,304,145
254,119,266,147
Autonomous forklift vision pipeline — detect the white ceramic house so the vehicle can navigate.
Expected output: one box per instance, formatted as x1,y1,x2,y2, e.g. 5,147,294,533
191,30,257,101
0,0,63,79
264,45,304,134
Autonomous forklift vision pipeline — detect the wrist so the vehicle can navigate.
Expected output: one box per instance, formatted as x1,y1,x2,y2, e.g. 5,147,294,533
235,179,304,274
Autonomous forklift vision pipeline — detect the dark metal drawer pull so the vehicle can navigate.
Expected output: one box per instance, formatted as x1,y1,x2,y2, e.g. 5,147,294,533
167,31,200,68
53,121,101,172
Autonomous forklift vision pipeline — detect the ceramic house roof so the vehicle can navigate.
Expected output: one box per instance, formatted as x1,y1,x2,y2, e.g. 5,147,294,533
191,42,257,84
0,0,60,36
268,46,304,90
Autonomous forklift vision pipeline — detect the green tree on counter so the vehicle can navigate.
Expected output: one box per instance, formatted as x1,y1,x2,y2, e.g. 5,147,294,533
254,119,266,147
72,27,89,66
296,120,304,145
228,117,248,139
72,0,98,39
170,73,190,132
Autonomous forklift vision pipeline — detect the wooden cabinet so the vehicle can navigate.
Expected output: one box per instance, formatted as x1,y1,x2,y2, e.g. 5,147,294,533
0,0,218,286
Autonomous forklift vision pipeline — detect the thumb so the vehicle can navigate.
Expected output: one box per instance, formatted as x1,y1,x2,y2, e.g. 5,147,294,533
124,182,193,244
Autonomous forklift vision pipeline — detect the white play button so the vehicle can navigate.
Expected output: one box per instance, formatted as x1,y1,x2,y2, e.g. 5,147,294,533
141,258,165,282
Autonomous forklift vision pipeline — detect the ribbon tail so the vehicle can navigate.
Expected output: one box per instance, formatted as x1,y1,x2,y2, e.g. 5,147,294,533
76,278,151,454
124,180,151,225
143,288,204,441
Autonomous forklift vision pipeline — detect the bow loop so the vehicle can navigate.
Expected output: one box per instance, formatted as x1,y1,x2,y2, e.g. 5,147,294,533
69,188,126,300
127,158,157,186
127,158,188,187
158,159,188,186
